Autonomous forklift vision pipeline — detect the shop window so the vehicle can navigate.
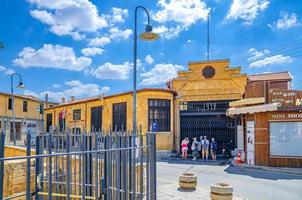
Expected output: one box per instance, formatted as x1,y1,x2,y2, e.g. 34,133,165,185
270,122,302,157
112,102,127,131
23,101,28,112
148,99,170,132
8,98,12,110
73,109,81,120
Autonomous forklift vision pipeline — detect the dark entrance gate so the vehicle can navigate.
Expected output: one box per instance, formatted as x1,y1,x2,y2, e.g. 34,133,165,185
180,100,236,154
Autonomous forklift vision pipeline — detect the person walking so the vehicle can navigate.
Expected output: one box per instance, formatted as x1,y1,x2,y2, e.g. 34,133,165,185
210,138,217,161
181,137,189,159
191,137,200,161
201,136,209,161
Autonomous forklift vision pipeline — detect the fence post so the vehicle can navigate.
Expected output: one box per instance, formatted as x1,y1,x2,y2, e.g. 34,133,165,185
48,133,52,200
150,132,157,200
26,131,31,200
66,131,71,200
35,134,41,200
0,130,5,200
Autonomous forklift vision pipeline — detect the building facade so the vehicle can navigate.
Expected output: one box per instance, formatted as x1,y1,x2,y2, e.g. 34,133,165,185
44,89,175,150
170,59,247,153
44,59,248,153
228,72,302,167
0,92,45,145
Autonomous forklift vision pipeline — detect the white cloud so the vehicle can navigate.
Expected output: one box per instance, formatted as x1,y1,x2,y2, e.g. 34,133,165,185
81,47,104,56
152,0,209,39
88,36,111,47
109,7,128,23
86,62,132,80
153,0,209,28
153,25,183,39
0,65,15,75
24,80,110,102
145,55,154,65
28,0,109,40
225,0,269,25
140,63,184,86
249,54,294,68
52,84,61,88
269,12,301,29
247,48,270,61
108,27,132,40
14,44,91,71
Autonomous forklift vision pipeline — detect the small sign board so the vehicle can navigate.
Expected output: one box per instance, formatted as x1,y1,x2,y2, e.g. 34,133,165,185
269,89,302,107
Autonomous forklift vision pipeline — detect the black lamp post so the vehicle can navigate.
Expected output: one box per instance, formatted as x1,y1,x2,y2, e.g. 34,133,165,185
10,73,25,146
133,6,158,134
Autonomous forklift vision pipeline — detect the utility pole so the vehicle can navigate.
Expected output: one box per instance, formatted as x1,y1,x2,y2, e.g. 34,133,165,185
207,11,210,61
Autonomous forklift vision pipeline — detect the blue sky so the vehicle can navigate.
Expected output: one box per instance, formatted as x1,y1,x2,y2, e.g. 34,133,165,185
0,0,301,102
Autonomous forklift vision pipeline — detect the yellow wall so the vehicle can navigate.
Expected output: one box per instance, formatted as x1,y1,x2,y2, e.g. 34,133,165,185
171,59,247,152
0,93,42,120
44,90,174,151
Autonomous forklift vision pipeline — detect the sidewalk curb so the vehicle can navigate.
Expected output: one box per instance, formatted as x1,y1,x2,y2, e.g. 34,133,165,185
230,160,302,175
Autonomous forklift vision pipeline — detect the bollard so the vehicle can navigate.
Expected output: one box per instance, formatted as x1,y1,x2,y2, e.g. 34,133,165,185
210,183,233,200
179,173,197,189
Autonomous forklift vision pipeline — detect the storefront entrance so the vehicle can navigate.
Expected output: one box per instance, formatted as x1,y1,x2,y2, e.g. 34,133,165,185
180,100,236,154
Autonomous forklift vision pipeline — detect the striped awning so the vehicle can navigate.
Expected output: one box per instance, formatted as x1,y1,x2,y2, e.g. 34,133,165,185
227,103,280,116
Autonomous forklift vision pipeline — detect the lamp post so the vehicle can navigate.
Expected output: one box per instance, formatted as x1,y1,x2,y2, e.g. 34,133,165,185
133,6,158,134
11,73,25,146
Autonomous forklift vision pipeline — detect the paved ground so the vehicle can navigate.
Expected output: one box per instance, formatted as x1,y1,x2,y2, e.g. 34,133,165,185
157,159,302,200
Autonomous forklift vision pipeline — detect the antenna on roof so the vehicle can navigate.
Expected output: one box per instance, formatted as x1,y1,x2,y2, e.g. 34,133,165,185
206,11,210,61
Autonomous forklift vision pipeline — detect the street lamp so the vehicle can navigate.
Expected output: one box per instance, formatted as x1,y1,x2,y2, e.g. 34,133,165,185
11,73,25,146
133,6,158,134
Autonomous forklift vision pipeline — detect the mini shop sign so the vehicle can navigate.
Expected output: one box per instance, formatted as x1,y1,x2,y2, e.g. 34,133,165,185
271,113,302,120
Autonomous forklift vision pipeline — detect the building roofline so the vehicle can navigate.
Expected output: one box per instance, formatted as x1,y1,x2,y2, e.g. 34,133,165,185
188,59,230,65
248,71,292,80
44,88,176,110
0,91,43,103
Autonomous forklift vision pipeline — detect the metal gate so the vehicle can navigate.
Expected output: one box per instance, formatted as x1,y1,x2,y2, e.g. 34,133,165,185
180,100,236,154
0,129,157,200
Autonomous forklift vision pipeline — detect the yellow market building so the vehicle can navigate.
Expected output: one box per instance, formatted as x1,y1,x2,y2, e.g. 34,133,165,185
44,59,247,152
0,92,56,145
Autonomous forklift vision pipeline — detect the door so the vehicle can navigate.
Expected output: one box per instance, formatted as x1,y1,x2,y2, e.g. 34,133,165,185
91,106,102,132
46,113,52,132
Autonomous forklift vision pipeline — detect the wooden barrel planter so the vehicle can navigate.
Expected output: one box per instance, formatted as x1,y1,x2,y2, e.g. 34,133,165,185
179,173,197,189
210,183,233,200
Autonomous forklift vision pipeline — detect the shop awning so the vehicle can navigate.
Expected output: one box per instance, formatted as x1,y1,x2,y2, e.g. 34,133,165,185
227,103,280,116
229,97,266,107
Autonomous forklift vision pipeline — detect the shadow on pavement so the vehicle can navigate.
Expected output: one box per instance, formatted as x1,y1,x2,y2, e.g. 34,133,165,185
160,157,229,166
177,187,196,192
224,165,302,180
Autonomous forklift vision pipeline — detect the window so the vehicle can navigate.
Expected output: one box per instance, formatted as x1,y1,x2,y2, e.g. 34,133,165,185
10,122,21,141
112,102,127,131
148,99,171,132
270,122,302,157
23,101,28,112
8,98,12,110
73,109,81,120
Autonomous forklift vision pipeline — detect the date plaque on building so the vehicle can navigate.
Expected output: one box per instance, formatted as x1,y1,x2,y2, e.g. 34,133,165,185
202,66,215,78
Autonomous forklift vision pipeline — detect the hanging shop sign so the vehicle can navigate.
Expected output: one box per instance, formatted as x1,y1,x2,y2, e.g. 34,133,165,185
269,89,302,107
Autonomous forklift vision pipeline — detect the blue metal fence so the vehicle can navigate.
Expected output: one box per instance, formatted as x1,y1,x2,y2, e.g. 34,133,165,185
0,129,157,200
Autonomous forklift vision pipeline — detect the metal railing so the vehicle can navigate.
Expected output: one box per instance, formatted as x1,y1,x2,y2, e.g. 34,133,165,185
0,129,157,200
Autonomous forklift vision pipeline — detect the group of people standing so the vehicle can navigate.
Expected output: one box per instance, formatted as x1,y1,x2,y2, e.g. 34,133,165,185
181,136,218,161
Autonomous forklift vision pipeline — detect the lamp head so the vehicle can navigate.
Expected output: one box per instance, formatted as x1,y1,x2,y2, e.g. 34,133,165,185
17,81,25,89
139,24,159,41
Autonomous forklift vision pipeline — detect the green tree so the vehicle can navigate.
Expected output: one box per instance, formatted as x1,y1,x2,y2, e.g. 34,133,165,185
0,41,3,49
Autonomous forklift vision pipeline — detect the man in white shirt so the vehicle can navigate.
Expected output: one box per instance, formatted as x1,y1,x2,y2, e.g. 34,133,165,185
201,136,209,161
